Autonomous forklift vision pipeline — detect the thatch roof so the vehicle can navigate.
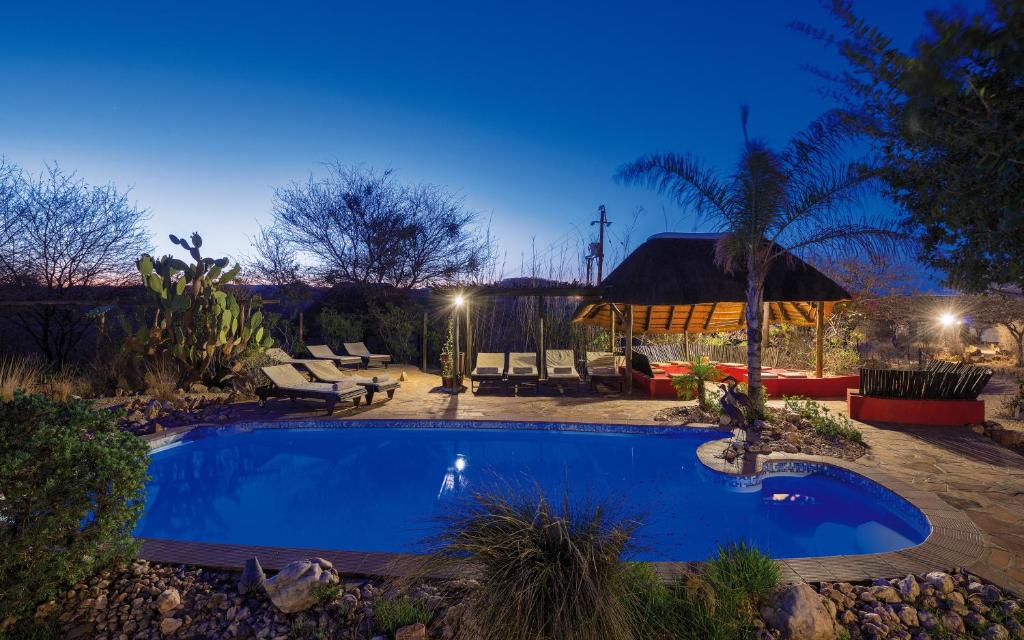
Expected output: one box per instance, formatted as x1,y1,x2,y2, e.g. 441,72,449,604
573,233,851,334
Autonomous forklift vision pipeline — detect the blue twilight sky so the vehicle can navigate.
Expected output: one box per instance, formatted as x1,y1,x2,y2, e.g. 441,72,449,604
0,1,975,280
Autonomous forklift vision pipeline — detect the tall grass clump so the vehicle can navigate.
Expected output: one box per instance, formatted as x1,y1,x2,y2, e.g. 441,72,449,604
144,358,181,400
0,355,43,401
375,595,433,636
433,487,640,640
622,544,780,640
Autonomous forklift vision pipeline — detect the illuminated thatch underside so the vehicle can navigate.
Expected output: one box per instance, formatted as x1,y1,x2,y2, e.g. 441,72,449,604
573,300,842,334
572,233,851,334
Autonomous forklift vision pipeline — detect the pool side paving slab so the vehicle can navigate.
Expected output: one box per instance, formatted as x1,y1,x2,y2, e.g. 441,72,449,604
138,365,1024,592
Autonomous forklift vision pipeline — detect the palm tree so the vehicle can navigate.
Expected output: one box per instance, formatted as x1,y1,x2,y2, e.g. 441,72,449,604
671,357,722,411
616,108,901,406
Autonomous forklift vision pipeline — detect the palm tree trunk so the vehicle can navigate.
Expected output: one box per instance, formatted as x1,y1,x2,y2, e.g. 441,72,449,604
745,281,764,409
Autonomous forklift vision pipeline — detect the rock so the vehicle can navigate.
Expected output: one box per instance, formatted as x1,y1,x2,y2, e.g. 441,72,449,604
965,612,988,632
940,611,965,635
761,583,839,640
156,588,181,614
918,610,938,630
263,558,339,614
980,584,1002,603
897,575,920,602
872,586,902,604
923,572,954,594
395,622,427,640
239,557,266,594
986,623,1010,639
897,605,919,627
159,617,183,635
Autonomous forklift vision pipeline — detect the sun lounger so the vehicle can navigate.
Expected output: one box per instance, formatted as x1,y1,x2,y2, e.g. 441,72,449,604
507,352,540,394
302,359,400,403
545,349,582,394
470,352,506,394
306,344,362,368
257,364,366,415
265,347,316,365
343,341,391,368
587,351,624,393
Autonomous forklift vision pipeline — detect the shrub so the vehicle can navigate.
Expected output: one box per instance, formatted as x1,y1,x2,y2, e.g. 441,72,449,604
375,594,432,635
784,397,864,443
704,542,781,606
0,394,149,625
368,302,417,364
671,358,724,411
621,545,780,640
318,308,364,351
434,487,639,640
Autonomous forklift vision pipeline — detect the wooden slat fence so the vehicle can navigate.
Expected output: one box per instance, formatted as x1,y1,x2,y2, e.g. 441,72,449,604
859,361,993,400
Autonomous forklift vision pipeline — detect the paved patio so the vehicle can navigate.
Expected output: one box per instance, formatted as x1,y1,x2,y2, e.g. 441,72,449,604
143,364,1024,592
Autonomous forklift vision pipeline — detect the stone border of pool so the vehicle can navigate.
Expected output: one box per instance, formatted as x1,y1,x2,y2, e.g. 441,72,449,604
137,419,985,585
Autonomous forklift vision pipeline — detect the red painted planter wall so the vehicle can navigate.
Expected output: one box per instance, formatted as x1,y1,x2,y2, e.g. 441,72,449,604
847,391,985,426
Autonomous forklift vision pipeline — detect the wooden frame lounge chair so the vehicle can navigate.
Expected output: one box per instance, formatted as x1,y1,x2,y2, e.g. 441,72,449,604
586,351,624,393
545,349,582,394
343,341,391,368
507,352,540,395
470,352,506,394
257,364,366,415
306,344,362,369
302,359,400,403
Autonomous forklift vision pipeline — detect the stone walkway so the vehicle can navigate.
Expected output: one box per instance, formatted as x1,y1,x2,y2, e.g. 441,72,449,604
146,365,1024,592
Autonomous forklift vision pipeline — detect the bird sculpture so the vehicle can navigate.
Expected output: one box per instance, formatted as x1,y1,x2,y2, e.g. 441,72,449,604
722,376,757,418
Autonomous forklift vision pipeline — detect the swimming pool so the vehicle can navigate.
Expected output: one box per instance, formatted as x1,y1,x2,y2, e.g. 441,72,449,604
136,421,931,561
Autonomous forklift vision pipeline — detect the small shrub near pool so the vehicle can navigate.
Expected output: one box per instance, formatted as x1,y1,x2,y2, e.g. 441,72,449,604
433,487,640,640
784,396,864,443
0,393,149,630
375,594,433,635
622,544,781,640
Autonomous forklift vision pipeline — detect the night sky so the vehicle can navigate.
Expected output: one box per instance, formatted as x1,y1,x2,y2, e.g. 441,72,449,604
0,0,977,279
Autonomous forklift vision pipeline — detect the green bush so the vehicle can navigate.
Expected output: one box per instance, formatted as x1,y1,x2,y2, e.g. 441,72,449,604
783,397,864,443
318,308,365,351
0,394,150,625
375,594,433,636
434,487,639,640
671,358,724,411
620,544,780,640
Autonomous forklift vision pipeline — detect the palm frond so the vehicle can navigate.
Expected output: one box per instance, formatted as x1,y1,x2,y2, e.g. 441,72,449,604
614,153,731,220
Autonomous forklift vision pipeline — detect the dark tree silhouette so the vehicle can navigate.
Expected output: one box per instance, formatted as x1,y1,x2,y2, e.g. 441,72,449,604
0,161,151,362
255,164,489,288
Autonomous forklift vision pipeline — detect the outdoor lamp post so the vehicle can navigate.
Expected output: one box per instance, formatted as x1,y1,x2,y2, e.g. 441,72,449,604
452,294,464,393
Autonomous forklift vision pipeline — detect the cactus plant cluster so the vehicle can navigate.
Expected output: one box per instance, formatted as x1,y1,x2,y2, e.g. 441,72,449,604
124,232,273,385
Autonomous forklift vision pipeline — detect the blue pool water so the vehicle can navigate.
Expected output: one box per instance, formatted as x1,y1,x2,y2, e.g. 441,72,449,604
136,421,930,561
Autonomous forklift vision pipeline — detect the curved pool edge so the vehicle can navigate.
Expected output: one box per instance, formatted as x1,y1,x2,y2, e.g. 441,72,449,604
137,419,986,584
693,436,985,584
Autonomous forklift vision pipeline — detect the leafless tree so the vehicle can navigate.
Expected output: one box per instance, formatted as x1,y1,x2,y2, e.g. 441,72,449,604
257,164,490,288
0,162,151,362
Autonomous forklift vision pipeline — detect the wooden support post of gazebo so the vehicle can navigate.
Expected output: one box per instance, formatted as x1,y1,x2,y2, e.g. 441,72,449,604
537,295,546,378
465,297,473,377
609,303,616,351
625,305,633,393
421,311,428,371
815,300,824,378
452,308,460,394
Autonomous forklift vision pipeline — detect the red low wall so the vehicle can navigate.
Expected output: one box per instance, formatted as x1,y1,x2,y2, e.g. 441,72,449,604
847,391,985,426
627,363,859,400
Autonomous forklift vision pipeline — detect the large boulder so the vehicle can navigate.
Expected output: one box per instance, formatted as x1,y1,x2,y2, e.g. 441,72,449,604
761,583,839,640
263,558,339,614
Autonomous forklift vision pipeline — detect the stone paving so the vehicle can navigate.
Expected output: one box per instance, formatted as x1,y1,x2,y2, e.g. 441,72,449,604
146,364,1024,593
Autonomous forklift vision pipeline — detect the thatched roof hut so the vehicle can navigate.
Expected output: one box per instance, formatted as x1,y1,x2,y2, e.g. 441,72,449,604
573,233,851,334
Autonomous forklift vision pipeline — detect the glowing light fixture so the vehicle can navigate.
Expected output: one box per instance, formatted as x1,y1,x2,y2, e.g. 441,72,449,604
939,312,957,328
453,294,465,307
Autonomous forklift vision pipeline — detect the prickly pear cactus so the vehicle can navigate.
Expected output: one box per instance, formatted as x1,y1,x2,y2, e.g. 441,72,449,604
125,232,273,384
